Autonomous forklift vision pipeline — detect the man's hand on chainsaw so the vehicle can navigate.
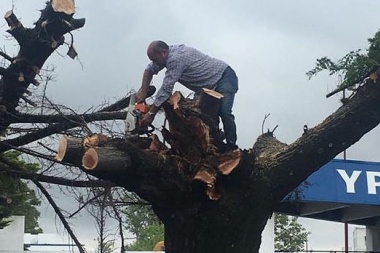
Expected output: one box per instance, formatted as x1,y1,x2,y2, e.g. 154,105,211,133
135,89,146,103
139,104,160,128
140,112,155,128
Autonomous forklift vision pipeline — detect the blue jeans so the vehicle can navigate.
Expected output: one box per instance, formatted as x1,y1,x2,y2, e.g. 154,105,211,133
214,67,238,146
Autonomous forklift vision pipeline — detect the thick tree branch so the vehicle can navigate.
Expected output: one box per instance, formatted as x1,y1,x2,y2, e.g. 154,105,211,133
9,111,127,124
264,81,380,200
0,155,113,187
3,168,114,188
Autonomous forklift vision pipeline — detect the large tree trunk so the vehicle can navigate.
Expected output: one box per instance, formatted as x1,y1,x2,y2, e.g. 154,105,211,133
58,78,380,252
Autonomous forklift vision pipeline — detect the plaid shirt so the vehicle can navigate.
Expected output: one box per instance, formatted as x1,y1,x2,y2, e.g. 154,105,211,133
146,44,228,107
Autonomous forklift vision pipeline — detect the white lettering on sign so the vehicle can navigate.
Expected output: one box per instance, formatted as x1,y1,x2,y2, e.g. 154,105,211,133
366,171,380,195
337,169,361,193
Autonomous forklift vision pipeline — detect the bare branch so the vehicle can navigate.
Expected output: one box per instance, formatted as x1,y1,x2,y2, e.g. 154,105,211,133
34,180,86,253
261,113,270,134
107,191,126,252
69,190,106,218
0,86,155,153
0,51,13,62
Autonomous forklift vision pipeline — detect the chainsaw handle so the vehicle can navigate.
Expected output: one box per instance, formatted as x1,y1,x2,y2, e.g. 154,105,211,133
146,124,155,134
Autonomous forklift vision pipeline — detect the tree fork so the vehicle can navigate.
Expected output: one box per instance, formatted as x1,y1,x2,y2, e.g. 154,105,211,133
0,0,85,133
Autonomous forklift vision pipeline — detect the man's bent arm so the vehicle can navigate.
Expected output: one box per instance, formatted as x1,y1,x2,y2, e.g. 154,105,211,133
136,69,153,102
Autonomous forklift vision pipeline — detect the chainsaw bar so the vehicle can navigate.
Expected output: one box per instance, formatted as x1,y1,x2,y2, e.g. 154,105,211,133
125,93,137,138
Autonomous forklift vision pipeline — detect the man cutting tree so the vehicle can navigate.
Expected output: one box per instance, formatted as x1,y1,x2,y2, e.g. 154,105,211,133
136,40,239,151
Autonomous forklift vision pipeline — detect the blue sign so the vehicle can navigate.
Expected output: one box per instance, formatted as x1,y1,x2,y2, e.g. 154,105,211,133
296,159,380,206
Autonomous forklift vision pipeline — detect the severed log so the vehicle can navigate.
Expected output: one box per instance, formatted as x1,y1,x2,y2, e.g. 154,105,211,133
196,88,223,125
55,136,84,165
4,10,23,29
82,148,98,170
159,89,242,199
164,92,212,156
56,135,131,172
82,146,131,171
163,90,224,157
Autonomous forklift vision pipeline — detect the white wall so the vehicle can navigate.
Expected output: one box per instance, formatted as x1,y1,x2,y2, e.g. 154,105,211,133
0,216,25,252
353,227,366,251
260,216,275,253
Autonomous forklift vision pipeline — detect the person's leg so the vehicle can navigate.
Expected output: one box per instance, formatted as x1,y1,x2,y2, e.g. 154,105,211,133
215,67,239,147
220,92,237,146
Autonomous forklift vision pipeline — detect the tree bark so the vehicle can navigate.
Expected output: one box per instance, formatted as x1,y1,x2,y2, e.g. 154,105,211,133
57,79,380,253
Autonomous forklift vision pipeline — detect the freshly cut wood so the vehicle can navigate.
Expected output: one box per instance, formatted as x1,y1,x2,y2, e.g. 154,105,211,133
196,88,223,123
217,149,242,175
167,91,183,110
52,0,75,15
82,145,131,172
188,115,210,152
56,135,131,172
4,10,23,29
83,133,108,148
194,170,215,185
55,136,83,162
194,170,220,200
207,186,221,201
82,148,98,170
203,88,224,99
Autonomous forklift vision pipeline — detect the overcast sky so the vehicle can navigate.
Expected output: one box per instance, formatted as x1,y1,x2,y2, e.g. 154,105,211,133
2,0,380,251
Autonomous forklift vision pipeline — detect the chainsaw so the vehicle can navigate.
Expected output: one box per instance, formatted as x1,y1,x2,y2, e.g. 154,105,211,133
125,94,155,137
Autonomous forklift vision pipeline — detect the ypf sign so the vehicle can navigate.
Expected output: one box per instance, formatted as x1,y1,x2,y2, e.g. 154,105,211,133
296,159,380,205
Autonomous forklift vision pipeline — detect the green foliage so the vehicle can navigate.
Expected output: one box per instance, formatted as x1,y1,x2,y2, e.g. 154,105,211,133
123,198,164,251
307,29,380,92
127,222,164,251
0,151,42,233
274,213,310,252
